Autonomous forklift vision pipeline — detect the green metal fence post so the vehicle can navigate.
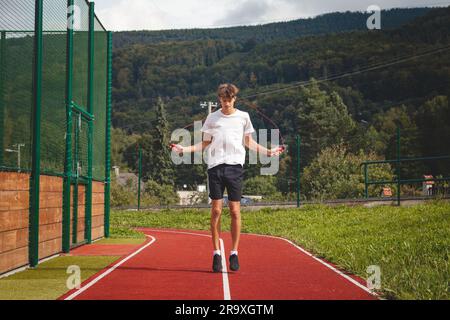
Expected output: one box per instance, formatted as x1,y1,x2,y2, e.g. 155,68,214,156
104,31,112,238
364,163,369,198
85,1,95,243
396,127,401,206
138,147,142,211
29,0,44,268
296,135,301,208
0,31,6,166
73,113,79,245
72,176,78,244
63,0,74,253
104,32,112,237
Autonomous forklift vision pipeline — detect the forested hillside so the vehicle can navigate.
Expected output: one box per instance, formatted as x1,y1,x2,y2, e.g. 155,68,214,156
113,8,431,48
110,6,450,199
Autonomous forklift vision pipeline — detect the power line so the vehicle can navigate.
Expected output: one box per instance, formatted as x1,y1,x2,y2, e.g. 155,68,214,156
176,44,450,135
242,44,450,100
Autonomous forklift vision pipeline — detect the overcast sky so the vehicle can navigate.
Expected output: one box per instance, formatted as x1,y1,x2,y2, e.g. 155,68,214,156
92,0,450,31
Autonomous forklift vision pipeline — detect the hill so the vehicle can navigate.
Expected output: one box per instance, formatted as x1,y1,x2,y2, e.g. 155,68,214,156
110,6,450,190
113,8,432,48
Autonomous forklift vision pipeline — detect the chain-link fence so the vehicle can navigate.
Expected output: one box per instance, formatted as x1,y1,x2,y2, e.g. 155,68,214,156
0,0,112,269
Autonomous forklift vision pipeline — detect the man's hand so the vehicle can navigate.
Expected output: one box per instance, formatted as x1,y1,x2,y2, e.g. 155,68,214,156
268,145,286,157
169,143,184,154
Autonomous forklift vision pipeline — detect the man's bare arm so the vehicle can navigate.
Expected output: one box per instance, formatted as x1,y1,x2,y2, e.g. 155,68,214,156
183,140,212,153
171,140,211,154
244,135,284,156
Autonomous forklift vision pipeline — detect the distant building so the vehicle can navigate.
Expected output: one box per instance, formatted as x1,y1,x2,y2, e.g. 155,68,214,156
380,187,392,197
115,171,144,192
423,175,435,196
112,166,120,177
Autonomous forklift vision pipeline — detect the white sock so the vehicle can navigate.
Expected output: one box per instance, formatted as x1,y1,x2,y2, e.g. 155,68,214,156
230,250,238,256
213,250,221,256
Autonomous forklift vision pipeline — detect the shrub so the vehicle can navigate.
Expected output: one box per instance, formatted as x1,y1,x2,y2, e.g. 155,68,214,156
302,144,395,200
243,175,284,201
144,180,180,205
110,179,137,207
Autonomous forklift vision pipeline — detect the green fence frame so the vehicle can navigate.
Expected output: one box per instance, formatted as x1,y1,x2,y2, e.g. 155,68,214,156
0,0,110,268
85,1,95,244
362,128,450,206
296,135,301,207
63,0,74,254
29,0,44,268
138,147,142,211
0,31,5,166
104,31,112,237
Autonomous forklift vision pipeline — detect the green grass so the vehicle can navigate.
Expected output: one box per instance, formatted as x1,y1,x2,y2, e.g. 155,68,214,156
0,256,119,300
111,201,450,300
109,225,147,239
0,236,145,300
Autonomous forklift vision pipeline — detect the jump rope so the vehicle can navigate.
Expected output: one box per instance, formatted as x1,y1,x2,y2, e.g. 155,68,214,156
168,97,294,196
168,97,287,153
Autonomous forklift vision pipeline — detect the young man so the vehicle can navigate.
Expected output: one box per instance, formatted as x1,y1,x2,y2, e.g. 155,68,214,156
171,83,284,272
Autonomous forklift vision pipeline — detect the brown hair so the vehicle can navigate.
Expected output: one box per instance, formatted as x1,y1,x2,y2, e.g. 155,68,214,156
217,83,239,99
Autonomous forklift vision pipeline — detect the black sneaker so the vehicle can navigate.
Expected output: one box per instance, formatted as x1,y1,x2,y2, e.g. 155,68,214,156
229,254,239,271
212,254,222,273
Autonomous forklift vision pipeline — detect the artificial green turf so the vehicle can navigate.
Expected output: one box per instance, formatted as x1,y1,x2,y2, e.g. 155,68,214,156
0,256,119,300
111,201,450,300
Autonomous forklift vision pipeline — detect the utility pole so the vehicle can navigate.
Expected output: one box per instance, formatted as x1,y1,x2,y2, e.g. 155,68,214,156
201,101,216,115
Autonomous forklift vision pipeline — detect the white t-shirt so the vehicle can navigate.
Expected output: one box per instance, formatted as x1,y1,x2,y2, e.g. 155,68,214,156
201,108,255,169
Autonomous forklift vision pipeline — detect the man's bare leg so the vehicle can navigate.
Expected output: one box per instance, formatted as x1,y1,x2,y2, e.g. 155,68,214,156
211,199,223,251
228,201,241,251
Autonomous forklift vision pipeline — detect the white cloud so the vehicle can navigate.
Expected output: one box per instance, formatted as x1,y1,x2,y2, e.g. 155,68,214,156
93,0,450,31
96,0,170,31
214,0,271,27
279,0,449,16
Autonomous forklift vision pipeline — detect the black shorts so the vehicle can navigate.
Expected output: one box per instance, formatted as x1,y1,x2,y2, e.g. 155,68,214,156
207,164,244,202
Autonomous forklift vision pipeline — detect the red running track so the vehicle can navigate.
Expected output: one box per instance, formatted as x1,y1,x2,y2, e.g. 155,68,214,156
59,228,377,300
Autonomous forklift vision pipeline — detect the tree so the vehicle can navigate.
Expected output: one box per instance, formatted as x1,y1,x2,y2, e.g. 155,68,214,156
244,175,277,196
415,96,450,175
372,105,422,179
297,81,356,166
111,128,141,169
302,144,395,200
153,97,175,186
373,105,420,159
145,180,180,205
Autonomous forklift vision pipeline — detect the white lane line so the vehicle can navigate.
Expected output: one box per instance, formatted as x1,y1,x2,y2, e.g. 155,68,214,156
141,228,377,297
64,235,156,300
142,228,232,300
219,238,231,300
244,232,377,297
